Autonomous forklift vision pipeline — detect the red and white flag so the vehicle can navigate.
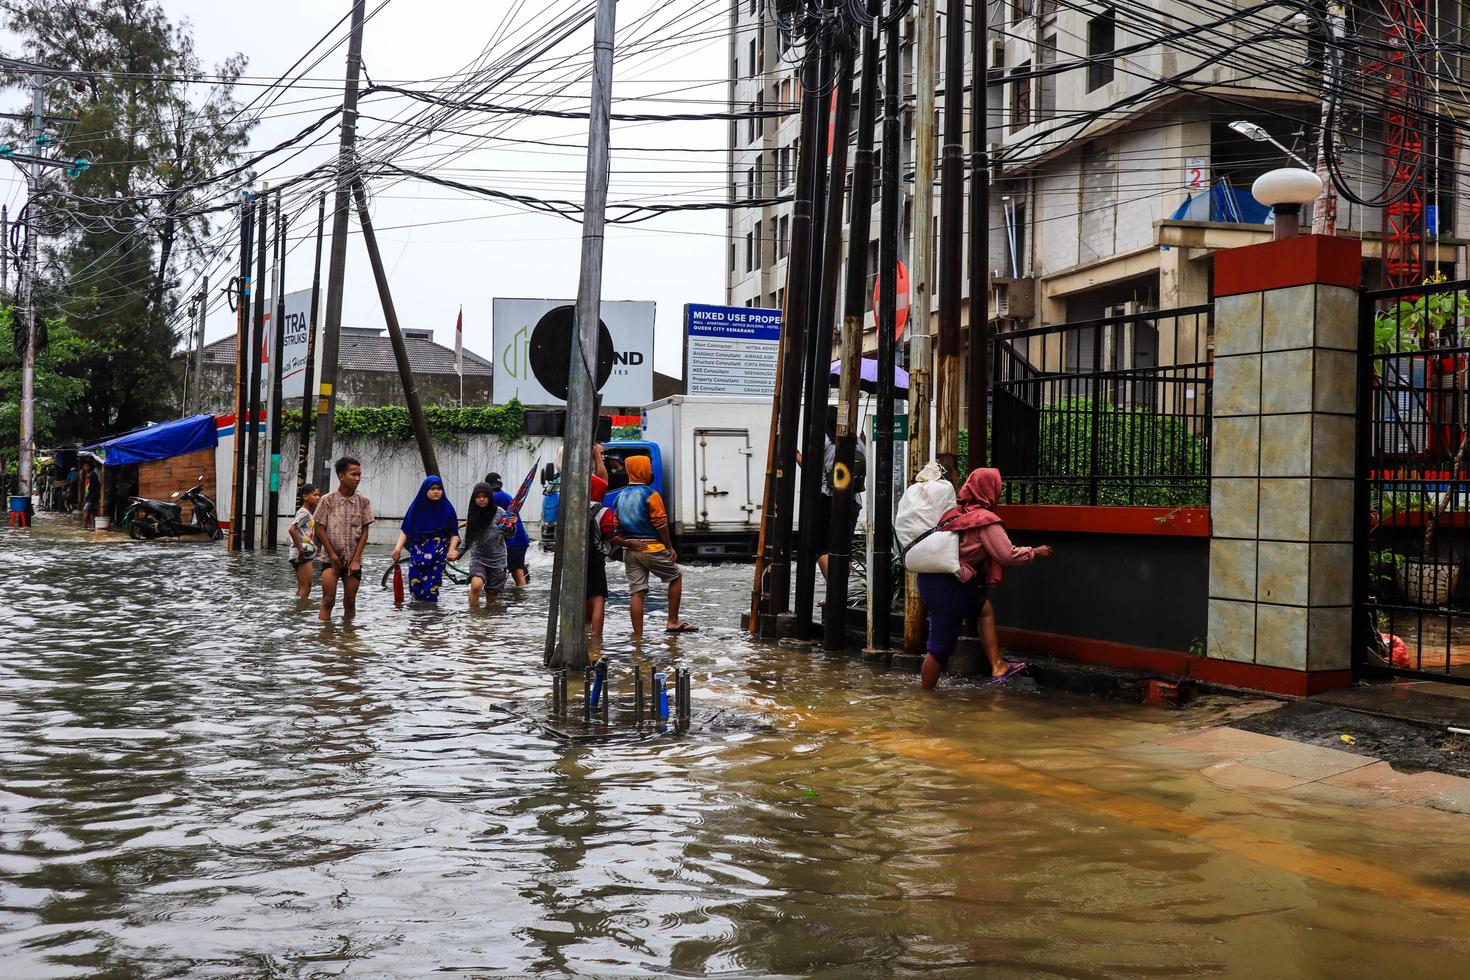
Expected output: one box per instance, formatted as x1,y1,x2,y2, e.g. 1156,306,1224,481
454,306,463,376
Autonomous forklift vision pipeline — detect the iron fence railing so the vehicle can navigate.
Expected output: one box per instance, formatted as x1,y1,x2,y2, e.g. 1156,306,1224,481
1362,276,1470,681
990,304,1213,506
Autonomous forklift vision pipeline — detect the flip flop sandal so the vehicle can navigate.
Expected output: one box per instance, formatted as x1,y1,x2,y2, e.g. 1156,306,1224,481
990,661,1027,684
665,622,700,634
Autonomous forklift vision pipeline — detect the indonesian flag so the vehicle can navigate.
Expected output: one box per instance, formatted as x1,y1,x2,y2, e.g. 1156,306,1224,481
454,306,463,376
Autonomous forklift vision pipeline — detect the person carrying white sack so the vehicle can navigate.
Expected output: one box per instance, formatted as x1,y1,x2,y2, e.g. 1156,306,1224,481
899,465,1053,691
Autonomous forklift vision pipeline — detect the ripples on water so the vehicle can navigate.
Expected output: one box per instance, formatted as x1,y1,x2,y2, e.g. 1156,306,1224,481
4,517,1470,977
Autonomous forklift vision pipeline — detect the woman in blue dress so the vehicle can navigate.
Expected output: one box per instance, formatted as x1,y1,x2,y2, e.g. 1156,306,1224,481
391,476,460,603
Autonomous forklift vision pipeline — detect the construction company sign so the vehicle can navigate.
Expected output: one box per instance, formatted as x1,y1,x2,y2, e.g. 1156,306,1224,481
491,298,655,407
259,289,314,401
684,303,781,396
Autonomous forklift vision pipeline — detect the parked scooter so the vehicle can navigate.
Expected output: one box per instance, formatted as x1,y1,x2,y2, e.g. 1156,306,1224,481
124,479,222,541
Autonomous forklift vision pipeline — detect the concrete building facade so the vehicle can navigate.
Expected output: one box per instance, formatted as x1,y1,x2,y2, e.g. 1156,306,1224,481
728,0,1469,339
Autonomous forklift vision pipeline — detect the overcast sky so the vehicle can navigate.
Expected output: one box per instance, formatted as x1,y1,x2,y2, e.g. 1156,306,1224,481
2,0,730,378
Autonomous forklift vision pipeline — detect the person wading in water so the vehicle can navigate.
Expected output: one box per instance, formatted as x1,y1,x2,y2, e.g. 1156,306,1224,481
392,476,460,604
314,456,374,621
917,467,1053,691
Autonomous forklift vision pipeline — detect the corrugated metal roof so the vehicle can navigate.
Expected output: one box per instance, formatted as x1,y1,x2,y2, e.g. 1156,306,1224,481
202,329,493,377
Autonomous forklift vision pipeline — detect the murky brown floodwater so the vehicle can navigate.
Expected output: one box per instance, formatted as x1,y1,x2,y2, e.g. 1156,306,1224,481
3,515,1470,977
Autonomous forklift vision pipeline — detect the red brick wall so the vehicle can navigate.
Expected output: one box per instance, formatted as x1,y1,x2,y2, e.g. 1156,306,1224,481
137,448,216,523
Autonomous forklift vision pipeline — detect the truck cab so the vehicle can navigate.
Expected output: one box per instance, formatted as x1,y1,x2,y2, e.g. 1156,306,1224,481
600,440,665,515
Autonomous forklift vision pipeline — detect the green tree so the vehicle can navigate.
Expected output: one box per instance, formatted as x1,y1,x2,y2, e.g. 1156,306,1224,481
1,0,253,438
0,305,89,480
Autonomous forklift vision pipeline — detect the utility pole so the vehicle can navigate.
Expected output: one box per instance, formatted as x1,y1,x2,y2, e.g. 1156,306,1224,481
2,204,10,293
180,298,197,415
228,200,255,552
966,0,991,462
16,73,43,510
313,0,368,487
809,46,853,643
1312,0,1345,236
296,192,326,504
759,55,824,625
245,193,268,550
904,0,938,655
549,0,617,671
793,48,835,638
265,193,288,549
825,13,879,651
935,0,965,472
190,277,208,414
351,180,439,476
871,2,901,653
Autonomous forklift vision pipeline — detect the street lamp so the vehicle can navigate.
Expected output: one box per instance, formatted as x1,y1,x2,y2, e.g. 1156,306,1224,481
1252,168,1324,240
1228,119,1313,170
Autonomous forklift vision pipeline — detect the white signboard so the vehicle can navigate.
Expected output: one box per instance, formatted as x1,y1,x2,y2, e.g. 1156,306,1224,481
492,298,655,407
685,303,781,396
260,289,314,401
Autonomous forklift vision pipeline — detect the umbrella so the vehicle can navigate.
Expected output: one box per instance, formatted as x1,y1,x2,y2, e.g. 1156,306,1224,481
497,460,540,533
829,357,909,398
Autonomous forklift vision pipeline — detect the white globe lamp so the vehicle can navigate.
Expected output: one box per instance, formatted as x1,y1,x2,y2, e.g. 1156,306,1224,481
1251,167,1324,241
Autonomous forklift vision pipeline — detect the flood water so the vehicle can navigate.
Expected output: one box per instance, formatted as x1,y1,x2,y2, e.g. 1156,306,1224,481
3,516,1470,977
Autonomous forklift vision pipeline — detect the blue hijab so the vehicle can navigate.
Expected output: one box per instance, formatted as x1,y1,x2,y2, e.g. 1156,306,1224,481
401,476,458,542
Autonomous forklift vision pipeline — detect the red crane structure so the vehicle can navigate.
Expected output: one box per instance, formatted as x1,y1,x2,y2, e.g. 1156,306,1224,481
1377,0,1429,288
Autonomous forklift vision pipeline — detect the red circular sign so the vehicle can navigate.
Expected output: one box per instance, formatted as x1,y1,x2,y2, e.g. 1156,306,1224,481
873,260,910,340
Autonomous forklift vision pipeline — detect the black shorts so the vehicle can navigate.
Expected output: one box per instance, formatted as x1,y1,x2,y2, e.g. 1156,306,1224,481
507,545,528,573
587,553,608,599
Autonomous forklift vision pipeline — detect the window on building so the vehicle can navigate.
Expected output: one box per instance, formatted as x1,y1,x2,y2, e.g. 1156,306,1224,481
747,167,755,198
1013,203,1027,277
756,90,765,141
756,157,764,196
1087,11,1116,91
754,219,763,267
768,293,778,309
1009,62,1031,133
1012,0,1033,23
746,231,754,272
777,287,786,310
748,103,757,142
865,238,880,300
729,240,737,273
749,38,757,77
778,214,790,258
1038,35,1057,120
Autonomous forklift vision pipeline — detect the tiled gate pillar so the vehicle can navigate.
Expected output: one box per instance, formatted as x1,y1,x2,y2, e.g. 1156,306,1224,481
1207,236,1362,695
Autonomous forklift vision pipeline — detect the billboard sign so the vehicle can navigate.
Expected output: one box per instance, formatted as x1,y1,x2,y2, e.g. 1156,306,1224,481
493,298,655,407
684,303,781,396
260,289,314,402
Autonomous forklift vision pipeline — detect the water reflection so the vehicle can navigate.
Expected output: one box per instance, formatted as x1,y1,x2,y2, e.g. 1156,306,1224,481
2,515,1470,975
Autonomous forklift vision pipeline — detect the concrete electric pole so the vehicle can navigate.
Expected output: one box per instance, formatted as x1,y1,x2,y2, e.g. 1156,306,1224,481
550,0,618,670
312,0,367,488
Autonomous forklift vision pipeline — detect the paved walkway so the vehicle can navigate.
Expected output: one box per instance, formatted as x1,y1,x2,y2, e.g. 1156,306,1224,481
1137,723,1470,816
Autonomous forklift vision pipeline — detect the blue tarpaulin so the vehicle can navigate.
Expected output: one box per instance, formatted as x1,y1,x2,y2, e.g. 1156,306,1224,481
1168,182,1271,225
85,414,219,466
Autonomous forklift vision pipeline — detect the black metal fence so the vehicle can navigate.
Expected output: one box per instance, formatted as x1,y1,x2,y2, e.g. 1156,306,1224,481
1361,276,1470,682
990,304,1213,506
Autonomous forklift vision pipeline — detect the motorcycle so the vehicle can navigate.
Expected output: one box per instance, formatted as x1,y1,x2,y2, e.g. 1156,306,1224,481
124,481,223,541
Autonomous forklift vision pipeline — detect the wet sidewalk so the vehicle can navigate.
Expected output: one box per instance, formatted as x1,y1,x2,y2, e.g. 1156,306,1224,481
1136,723,1470,816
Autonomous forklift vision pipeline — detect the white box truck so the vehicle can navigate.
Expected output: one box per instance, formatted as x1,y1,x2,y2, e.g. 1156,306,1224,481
602,395,777,558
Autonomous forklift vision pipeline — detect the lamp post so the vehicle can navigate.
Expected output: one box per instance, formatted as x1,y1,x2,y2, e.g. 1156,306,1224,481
1251,168,1324,241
